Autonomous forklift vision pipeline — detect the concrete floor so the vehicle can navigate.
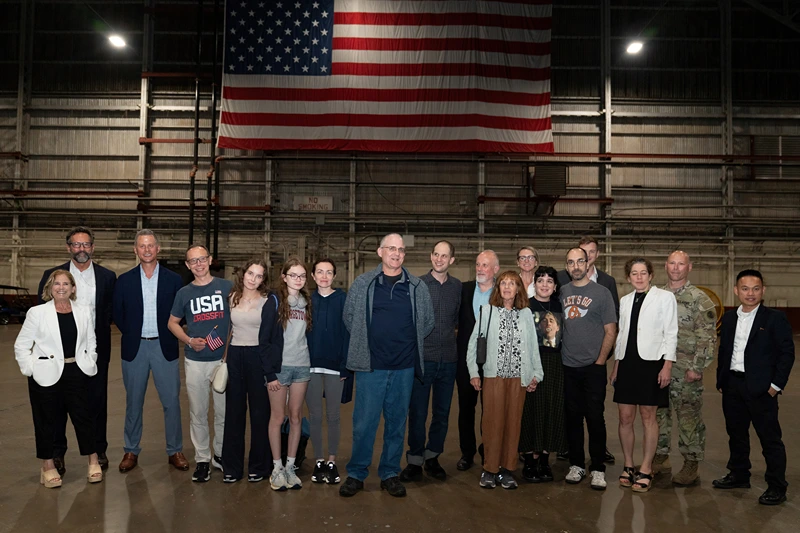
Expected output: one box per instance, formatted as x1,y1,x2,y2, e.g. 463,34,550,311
1,326,799,533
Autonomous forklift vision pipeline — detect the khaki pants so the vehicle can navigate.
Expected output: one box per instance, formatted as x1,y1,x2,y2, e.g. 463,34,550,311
482,377,526,473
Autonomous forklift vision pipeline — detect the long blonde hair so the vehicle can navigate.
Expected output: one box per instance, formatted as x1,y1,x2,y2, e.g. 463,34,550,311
41,270,77,302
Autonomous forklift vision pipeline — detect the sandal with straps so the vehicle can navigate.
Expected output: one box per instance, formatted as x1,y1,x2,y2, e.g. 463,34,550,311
40,468,62,489
632,471,653,493
619,466,636,488
87,463,104,484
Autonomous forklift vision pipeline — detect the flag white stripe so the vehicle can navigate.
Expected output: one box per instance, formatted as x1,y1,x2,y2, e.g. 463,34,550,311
331,49,550,68
334,24,550,44
335,0,551,18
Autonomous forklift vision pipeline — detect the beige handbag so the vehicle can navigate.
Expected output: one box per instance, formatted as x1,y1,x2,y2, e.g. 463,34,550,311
211,355,228,393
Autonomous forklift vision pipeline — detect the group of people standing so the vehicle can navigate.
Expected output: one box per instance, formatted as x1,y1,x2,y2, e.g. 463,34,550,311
13,228,795,506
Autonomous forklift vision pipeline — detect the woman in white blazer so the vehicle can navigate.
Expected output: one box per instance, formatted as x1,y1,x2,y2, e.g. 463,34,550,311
14,269,103,488
609,258,678,493
467,271,543,490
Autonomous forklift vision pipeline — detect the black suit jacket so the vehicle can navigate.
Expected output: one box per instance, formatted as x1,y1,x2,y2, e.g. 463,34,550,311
456,280,478,364
557,267,620,319
113,263,184,362
39,261,117,363
716,305,795,396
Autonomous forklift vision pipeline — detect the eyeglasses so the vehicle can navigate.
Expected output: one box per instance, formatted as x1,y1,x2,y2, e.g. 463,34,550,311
518,255,536,262
68,242,93,249
382,246,406,255
286,273,307,280
566,259,587,267
186,256,210,266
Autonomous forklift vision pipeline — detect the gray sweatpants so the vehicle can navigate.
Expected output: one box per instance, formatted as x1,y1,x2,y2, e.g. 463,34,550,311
306,373,344,459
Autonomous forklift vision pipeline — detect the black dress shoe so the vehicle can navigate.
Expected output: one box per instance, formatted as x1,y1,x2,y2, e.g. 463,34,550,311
538,454,554,482
399,464,423,482
424,457,447,481
456,456,473,471
712,473,751,489
759,487,787,506
522,455,541,483
556,452,569,462
380,476,407,497
339,477,364,497
53,456,66,477
97,452,109,470
603,448,615,464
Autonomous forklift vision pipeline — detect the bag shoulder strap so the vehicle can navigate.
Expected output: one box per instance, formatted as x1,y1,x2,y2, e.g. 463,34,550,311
485,306,493,336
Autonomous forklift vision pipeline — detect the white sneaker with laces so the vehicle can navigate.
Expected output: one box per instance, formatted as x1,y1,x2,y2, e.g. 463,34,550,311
590,470,607,491
284,464,303,490
565,465,586,484
270,467,288,491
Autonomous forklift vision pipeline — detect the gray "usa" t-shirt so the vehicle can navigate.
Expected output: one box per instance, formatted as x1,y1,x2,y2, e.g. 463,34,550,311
170,277,233,362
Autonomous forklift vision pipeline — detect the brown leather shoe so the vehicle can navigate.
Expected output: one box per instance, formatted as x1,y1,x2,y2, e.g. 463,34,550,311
119,453,138,473
169,452,190,471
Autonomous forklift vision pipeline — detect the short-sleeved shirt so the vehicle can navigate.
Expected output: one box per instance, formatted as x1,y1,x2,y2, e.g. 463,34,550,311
560,281,617,368
170,277,233,361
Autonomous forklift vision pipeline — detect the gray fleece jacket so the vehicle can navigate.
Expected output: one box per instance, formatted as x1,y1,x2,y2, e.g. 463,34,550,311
343,265,434,379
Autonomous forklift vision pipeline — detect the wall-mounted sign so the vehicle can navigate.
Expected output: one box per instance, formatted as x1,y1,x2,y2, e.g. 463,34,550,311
293,195,333,212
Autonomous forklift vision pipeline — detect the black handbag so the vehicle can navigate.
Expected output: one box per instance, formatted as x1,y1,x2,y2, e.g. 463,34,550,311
476,305,493,365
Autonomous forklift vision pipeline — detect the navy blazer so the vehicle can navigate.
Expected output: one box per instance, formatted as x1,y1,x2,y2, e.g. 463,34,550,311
39,261,117,363
113,263,184,362
716,304,795,396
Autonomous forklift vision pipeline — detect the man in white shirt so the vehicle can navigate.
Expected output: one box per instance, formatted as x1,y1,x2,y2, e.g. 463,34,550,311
713,270,794,506
38,227,117,474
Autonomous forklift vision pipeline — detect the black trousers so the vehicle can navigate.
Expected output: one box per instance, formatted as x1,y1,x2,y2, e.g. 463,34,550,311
563,363,607,473
456,358,482,459
53,357,109,456
722,372,787,490
221,346,271,479
29,363,96,459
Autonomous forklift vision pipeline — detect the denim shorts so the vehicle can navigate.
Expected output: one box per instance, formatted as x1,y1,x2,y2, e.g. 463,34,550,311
276,365,311,386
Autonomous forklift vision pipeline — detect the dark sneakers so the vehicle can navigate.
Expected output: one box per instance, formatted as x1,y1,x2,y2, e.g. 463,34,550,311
380,476,407,497
522,454,540,483
399,464,423,482
312,460,326,483
192,462,211,482
759,487,787,506
339,477,364,497
424,458,447,481
712,473,751,489
326,462,341,484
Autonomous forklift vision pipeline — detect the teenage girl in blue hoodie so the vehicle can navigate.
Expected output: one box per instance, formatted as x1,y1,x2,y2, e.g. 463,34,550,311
306,258,350,486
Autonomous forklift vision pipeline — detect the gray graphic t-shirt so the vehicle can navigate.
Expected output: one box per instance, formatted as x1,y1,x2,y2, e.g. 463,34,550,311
560,281,617,368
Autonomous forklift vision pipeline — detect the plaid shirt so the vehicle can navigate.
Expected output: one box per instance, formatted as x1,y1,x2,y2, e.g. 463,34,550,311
421,271,462,363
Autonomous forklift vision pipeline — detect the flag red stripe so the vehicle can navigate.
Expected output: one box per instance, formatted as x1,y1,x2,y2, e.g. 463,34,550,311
332,37,551,56
334,12,551,31
332,63,550,81
222,86,550,107
221,111,552,132
218,136,555,153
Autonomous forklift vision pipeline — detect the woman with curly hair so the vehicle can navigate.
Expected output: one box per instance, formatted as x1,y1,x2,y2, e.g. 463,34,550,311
268,258,313,491
221,259,282,483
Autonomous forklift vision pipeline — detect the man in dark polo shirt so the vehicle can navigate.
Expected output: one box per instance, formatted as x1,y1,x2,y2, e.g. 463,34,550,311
400,240,461,483
339,233,435,498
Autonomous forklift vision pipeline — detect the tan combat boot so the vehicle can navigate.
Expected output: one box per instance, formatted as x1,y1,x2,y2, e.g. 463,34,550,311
672,460,699,486
652,454,672,475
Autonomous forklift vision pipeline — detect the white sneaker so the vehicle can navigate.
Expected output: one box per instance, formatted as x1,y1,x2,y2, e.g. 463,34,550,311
565,465,586,484
590,470,607,491
284,464,303,490
270,467,288,491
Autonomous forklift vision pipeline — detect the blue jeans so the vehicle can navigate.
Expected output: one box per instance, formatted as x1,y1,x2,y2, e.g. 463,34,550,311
346,368,414,481
121,339,182,455
406,361,457,466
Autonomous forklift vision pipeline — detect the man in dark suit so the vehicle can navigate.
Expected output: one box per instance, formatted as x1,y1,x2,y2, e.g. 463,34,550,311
713,269,794,506
556,235,619,464
455,250,499,471
114,229,188,473
38,226,116,474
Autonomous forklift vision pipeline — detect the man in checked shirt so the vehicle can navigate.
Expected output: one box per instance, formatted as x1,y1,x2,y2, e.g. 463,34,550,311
400,241,462,483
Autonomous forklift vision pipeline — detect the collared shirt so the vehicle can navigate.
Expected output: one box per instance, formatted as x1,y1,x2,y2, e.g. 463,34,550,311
731,304,759,372
589,267,598,283
472,283,493,319
140,263,160,338
69,261,96,312
421,271,461,363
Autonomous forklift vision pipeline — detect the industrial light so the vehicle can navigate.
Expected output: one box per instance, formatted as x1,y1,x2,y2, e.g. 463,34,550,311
108,34,126,48
626,41,643,54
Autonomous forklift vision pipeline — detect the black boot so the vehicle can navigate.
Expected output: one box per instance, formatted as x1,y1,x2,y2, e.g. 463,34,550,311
538,453,554,482
522,454,541,483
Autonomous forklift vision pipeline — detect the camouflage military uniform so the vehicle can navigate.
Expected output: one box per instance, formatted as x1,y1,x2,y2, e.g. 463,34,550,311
656,281,717,461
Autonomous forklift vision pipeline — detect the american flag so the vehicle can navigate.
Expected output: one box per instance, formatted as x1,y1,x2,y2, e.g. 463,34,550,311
218,0,553,153
206,326,226,351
